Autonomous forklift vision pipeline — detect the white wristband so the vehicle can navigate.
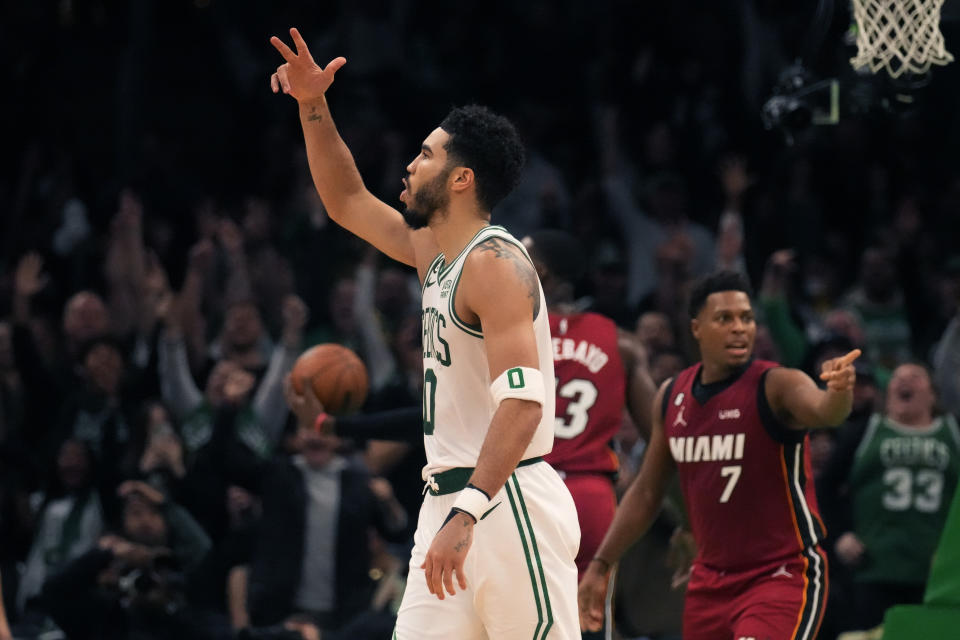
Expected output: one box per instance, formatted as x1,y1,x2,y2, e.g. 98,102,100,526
490,366,545,406
452,486,491,522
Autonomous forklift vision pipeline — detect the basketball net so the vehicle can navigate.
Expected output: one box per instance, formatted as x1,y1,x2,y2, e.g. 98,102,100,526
849,0,954,78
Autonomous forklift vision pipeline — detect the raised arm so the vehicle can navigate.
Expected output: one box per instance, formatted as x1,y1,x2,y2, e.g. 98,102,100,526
765,348,860,429
578,378,677,632
270,28,438,277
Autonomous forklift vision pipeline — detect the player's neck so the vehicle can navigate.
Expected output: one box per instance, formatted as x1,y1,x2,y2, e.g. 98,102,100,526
430,208,490,261
699,360,742,385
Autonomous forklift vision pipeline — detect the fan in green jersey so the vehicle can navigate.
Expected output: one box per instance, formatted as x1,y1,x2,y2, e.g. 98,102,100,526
823,363,960,631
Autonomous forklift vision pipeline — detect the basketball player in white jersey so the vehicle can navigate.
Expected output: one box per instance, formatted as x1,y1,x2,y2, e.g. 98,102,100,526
271,28,580,639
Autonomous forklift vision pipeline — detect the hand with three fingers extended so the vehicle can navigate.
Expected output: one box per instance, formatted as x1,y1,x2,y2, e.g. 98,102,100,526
421,511,473,600
819,348,861,393
578,560,610,632
270,28,346,102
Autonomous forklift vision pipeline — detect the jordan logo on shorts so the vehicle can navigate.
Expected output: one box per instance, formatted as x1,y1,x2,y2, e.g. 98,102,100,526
771,564,793,578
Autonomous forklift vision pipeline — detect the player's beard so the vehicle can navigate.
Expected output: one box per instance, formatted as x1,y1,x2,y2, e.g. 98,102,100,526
402,167,451,230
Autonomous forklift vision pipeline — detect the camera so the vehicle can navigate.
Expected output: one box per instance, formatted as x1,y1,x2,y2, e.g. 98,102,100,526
761,63,839,144
118,555,186,614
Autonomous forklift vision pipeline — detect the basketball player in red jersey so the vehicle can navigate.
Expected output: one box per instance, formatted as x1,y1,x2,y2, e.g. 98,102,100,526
579,271,860,640
524,231,655,637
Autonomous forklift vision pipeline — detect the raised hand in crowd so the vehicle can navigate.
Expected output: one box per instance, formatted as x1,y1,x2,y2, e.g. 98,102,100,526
140,403,186,480
118,479,166,505
12,252,49,323
222,365,257,407
718,154,754,210
177,239,216,369
136,250,173,337
715,155,752,273
98,533,169,570
834,530,866,567
761,248,797,297
104,189,149,337
219,217,254,303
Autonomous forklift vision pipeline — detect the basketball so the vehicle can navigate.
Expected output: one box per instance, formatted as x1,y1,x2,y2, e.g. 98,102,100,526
291,343,369,414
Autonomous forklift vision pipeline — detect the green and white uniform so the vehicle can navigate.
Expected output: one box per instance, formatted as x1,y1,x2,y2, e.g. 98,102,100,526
395,225,580,640
849,413,960,585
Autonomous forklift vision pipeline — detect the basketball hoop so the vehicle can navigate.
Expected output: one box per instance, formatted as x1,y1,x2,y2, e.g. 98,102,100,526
849,0,954,78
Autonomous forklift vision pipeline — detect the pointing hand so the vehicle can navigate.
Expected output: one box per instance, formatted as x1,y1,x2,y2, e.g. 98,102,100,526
819,348,861,393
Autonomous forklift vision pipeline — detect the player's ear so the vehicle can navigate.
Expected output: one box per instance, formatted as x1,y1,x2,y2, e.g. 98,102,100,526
449,167,474,193
690,318,700,341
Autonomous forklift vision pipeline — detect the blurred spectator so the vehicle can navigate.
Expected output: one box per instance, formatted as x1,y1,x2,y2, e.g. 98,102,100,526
56,337,143,484
0,320,24,447
635,311,676,354
159,298,299,542
16,439,104,626
0,450,31,628
758,249,808,368
817,363,960,632
713,154,752,276
306,276,357,347
245,388,407,635
584,249,637,329
648,347,688,388
933,290,960,417
159,294,305,461
494,143,572,238
842,246,913,377
599,107,716,307
41,481,213,640
136,400,187,496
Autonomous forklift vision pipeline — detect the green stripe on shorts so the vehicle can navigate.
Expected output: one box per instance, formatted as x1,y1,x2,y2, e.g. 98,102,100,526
506,474,553,640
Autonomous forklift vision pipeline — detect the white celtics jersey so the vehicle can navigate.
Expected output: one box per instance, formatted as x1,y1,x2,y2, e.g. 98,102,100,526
420,225,556,475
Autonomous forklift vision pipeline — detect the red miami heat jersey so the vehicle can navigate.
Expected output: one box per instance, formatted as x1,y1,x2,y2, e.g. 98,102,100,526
664,360,826,570
545,312,626,474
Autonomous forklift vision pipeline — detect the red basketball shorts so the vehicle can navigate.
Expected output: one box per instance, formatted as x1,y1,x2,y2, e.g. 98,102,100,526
562,472,617,580
683,547,829,640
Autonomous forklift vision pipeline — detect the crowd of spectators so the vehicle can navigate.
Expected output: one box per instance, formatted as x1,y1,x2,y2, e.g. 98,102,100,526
2,1,960,639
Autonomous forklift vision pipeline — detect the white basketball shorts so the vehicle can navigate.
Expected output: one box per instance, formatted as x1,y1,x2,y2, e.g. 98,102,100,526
394,459,581,639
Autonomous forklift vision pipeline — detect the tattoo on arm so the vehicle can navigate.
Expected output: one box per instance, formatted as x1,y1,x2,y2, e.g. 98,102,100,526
306,105,323,123
475,237,541,319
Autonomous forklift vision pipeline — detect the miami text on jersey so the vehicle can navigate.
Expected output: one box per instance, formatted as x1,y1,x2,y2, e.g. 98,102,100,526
669,433,746,463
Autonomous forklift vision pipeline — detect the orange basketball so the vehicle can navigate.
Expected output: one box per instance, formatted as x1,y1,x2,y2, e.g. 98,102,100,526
291,343,368,414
